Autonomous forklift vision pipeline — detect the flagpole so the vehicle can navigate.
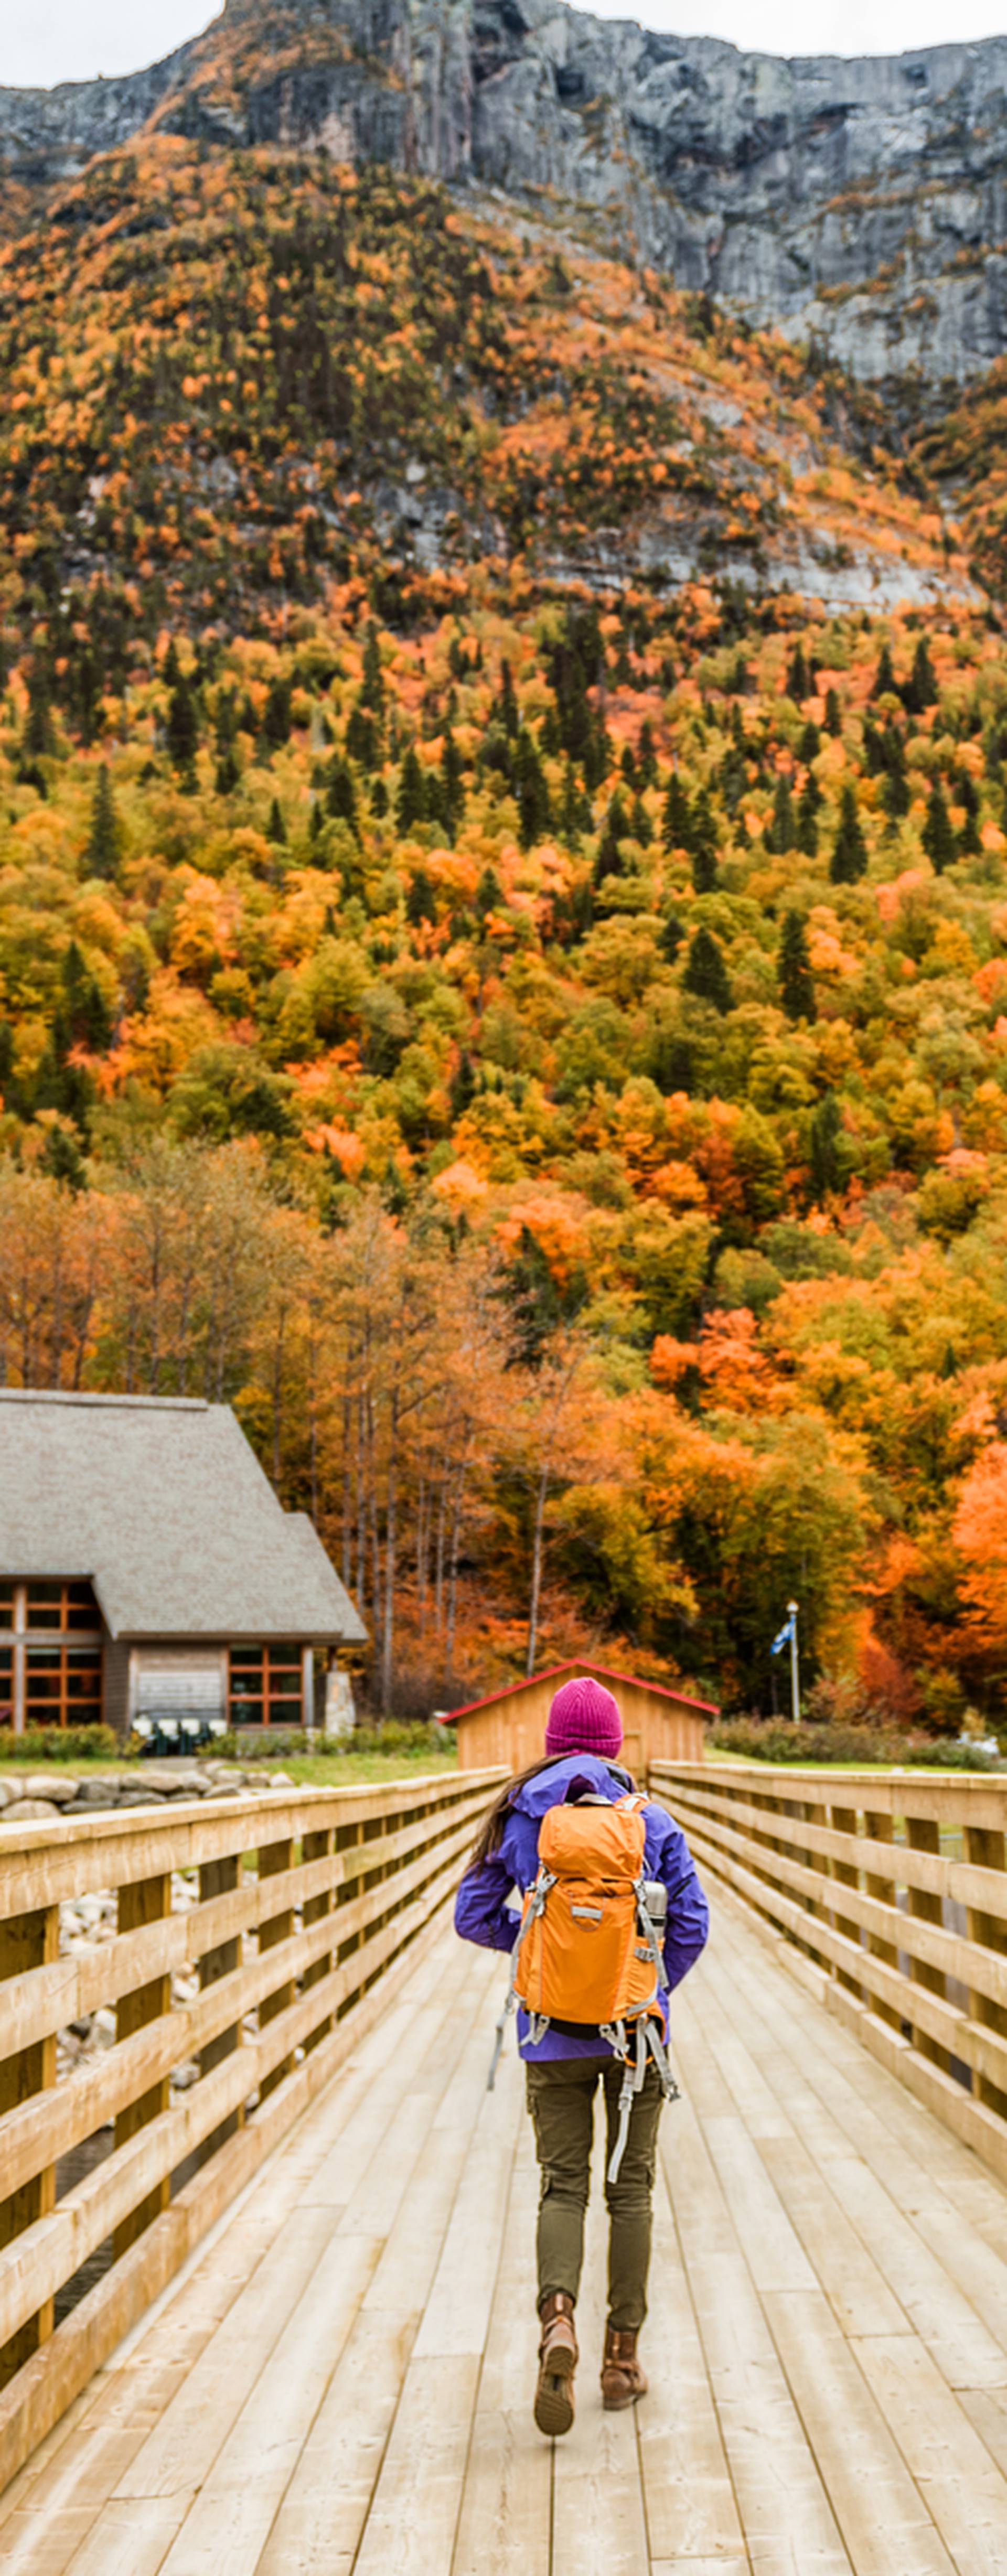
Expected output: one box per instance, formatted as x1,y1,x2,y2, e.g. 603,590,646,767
788,1599,800,1723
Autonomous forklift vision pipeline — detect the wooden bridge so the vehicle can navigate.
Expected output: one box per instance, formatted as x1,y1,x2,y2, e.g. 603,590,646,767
4,1764,1007,2572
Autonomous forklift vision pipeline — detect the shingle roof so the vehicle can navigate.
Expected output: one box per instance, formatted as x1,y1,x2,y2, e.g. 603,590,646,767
0,1391,367,1646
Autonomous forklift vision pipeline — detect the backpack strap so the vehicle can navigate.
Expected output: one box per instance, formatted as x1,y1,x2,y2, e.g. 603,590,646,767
487,1865,554,2091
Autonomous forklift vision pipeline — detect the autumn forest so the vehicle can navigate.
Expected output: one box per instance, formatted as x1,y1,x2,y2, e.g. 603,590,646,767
5,134,1007,1731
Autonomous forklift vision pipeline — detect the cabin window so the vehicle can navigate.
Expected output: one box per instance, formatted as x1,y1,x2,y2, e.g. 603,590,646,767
0,1647,12,1728
25,1580,101,1633
24,1644,103,1727
228,1643,303,1727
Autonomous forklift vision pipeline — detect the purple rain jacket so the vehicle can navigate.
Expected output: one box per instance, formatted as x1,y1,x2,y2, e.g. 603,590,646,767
453,1751,709,2063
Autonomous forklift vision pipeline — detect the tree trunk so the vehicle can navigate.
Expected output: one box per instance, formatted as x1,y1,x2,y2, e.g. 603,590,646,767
381,1389,399,1714
527,1463,551,1677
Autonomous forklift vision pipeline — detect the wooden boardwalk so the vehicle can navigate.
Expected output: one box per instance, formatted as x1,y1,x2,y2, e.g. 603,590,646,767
6,1884,1007,2576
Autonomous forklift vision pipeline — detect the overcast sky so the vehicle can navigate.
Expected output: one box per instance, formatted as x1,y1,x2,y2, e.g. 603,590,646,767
4,0,1006,89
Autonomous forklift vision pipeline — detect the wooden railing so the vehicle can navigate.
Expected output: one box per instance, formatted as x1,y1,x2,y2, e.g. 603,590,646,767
0,1766,504,2493
651,1760,1007,2188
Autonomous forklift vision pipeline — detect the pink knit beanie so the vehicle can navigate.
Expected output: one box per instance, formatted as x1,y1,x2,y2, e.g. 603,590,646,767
545,1674,623,1761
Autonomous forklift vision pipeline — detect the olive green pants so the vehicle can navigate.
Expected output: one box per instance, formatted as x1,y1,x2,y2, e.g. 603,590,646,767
525,2056,664,2332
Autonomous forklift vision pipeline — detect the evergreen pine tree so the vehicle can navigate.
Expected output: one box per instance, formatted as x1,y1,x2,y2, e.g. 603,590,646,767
167,675,198,775
786,643,809,701
923,782,956,873
396,746,427,833
637,720,658,787
797,770,821,856
498,658,519,738
824,686,843,738
905,635,938,713
683,925,732,1013
659,911,684,963
872,642,896,700
594,791,627,883
691,792,717,892
361,621,384,713
86,764,119,881
370,776,389,817
956,769,981,856
406,868,437,927
326,760,358,833
829,784,867,884
267,797,286,844
798,719,821,763
768,774,796,855
662,772,693,852
778,911,815,1023
630,792,652,847
515,730,550,851
24,658,56,760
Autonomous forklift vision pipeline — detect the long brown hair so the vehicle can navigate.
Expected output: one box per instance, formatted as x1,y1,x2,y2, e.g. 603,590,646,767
468,1753,637,1869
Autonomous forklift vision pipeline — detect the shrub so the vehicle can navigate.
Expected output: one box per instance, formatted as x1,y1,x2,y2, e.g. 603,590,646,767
4,1725,120,1764
709,1718,1002,1768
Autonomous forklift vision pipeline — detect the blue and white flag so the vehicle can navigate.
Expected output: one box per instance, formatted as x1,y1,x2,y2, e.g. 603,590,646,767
771,1612,796,1656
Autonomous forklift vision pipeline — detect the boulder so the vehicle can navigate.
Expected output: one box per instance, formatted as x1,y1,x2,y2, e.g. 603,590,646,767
23,1774,78,1804
116,1788,168,1807
2,1798,61,1823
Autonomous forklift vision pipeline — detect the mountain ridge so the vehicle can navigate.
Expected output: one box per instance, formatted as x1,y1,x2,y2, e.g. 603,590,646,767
3,0,1007,383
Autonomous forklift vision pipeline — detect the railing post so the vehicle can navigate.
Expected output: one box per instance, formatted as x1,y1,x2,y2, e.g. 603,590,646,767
830,1805,862,1998
197,1854,244,2161
905,1816,950,2074
258,1835,294,2099
302,1828,335,2051
0,1903,59,2386
963,1822,1007,2118
863,1808,900,2028
114,1871,172,2256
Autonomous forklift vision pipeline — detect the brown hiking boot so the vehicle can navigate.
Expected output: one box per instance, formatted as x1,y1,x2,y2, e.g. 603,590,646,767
534,2292,578,2437
601,2324,648,2410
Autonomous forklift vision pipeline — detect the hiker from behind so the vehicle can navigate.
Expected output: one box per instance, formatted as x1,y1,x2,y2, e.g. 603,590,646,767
454,1675,708,2437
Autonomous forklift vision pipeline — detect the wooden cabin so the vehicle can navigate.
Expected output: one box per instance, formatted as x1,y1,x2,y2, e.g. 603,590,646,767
447,1659,715,1781
0,1391,366,1742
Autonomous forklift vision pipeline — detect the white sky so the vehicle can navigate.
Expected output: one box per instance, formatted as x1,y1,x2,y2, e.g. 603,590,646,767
3,0,1006,89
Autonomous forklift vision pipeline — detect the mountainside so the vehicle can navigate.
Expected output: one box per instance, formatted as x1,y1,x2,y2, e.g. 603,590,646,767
3,0,1007,383
0,136,974,651
6,61,1007,1726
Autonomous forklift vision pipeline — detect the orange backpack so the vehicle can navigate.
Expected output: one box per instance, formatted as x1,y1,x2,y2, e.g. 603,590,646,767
487,1792,679,2179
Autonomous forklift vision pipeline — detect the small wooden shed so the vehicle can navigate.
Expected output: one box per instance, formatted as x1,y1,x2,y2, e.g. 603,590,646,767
447,1659,716,1782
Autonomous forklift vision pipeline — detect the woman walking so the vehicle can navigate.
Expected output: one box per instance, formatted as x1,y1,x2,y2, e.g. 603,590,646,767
455,1672,708,2435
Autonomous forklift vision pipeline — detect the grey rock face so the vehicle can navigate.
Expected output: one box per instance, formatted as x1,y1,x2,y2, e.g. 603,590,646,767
3,0,1007,380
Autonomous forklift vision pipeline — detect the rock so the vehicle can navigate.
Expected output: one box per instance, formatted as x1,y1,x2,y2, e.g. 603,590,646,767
269,1771,296,1788
2,1798,61,1822
116,1788,168,1807
72,1777,119,1802
134,1765,201,1794
1,2,1006,382
62,1793,120,1814
23,1774,78,1804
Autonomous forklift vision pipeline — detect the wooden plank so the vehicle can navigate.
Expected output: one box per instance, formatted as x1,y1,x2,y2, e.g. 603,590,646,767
0,1772,506,1924
449,2128,551,2576
256,1962,498,2576
0,1905,469,2513
0,1907,58,2387
765,2290,958,2576
853,2333,1007,2576
154,2229,380,2576
637,2159,746,2566
551,2108,651,2576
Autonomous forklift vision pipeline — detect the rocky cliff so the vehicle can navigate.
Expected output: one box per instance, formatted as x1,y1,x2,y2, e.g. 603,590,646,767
3,0,1007,383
